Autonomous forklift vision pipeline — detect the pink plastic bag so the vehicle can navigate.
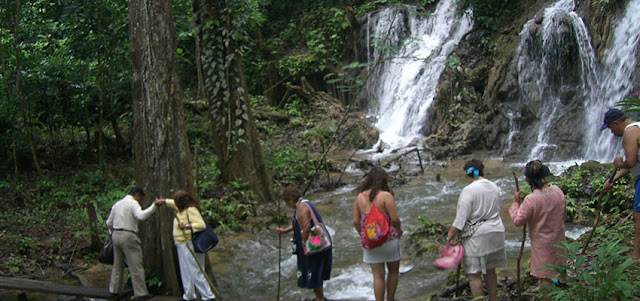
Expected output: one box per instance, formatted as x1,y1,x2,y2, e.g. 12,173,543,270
432,244,464,269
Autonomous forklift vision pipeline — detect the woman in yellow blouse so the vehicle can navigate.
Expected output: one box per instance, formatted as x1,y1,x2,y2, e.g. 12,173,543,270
161,190,216,301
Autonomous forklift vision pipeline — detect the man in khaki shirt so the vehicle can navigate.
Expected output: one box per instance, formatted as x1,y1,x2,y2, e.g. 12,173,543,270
106,187,165,300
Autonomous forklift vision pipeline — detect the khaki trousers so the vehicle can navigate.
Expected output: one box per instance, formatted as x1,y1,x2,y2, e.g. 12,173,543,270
109,230,149,297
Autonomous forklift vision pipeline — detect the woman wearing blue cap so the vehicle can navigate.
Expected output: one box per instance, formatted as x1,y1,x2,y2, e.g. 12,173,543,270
601,108,640,261
446,159,506,301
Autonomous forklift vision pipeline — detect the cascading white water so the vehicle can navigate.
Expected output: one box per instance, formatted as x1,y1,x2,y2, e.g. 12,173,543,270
512,0,600,162
362,1,473,149
584,0,640,162
508,0,639,162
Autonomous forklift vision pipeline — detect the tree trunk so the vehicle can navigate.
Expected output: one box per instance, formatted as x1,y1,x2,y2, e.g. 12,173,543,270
129,0,192,294
110,117,125,146
98,56,106,172
191,0,205,100
196,0,276,204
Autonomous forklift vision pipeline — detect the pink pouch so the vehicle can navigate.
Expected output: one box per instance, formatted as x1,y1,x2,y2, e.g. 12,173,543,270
432,244,464,269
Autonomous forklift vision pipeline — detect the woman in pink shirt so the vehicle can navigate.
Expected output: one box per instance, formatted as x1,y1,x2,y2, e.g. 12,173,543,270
510,160,566,299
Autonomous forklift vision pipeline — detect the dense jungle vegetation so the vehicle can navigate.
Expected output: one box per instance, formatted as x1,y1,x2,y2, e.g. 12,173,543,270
1,0,639,299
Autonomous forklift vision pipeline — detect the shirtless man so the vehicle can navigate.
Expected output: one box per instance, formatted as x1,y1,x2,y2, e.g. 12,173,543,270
601,108,640,260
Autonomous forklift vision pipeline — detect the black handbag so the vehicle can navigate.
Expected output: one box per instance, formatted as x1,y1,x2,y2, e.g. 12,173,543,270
98,236,114,264
187,213,219,253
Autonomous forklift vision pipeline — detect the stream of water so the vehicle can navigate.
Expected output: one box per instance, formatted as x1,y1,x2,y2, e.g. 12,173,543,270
210,0,638,299
210,154,589,300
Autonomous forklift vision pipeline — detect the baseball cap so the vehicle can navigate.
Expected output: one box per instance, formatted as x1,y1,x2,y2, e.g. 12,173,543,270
600,108,624,131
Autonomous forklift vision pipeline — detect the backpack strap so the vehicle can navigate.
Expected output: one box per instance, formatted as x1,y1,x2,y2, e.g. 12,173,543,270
356,193,365,213
372,192,381,206
299,200,321,226
358,192,382,212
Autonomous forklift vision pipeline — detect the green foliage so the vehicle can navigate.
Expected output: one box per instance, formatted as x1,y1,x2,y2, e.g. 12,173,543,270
552,165,632,220
201,181,257,232
456,0,511,52
615,93,640,113
324,61,369,96
544,239,640,300
144,269,164,293
354,1,379,18
590,0,616,10
5,258,22,273
446,57,460,69
460,0,512,31
589,172,630,214
551,166,591,220
1,0,132,172
201,1,259,157
262,143,320,188
275,8,350,77
553,166,591,196
407,214,441,235
284,99,307,117
302,121,338,153
195,147,222,193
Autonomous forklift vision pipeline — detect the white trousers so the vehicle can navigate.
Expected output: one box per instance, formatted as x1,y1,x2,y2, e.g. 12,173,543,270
176,242,216,301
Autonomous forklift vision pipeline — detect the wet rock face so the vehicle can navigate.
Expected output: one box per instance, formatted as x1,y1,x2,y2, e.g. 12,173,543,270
423,0,622,160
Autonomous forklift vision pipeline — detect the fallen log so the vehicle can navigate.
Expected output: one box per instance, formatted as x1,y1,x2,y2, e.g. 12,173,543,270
439,277,470,297
0,276,114,299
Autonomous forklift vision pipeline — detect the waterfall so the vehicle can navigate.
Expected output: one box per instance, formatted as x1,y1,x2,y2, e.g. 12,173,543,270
583,0,640,162
507,0,640,162
511,0,599,162
361,1,473,149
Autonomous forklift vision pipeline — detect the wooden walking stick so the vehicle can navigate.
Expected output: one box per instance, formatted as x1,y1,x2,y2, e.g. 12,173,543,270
184,244,223,300
513,172,525,301
277,195,282,301
176,214,223,300
581,168,618,253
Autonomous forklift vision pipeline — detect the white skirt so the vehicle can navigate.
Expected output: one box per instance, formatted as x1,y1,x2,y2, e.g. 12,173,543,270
363,238,401,264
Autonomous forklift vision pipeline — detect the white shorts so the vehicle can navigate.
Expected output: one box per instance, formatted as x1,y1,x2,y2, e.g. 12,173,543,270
463,248,506,274
363,238,401,264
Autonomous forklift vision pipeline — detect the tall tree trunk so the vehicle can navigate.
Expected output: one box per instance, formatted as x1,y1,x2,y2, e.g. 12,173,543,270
129,0,192,294
98,56,106,172
195,0,276,204
191,1,205,100
111,117,125,146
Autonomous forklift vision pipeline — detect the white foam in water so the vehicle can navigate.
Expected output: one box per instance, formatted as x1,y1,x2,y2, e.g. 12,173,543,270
324,265,375,299
566,226,591,240
506,237,531,250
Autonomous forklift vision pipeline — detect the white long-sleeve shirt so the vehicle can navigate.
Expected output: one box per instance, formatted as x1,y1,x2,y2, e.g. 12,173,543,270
106,195,157,233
